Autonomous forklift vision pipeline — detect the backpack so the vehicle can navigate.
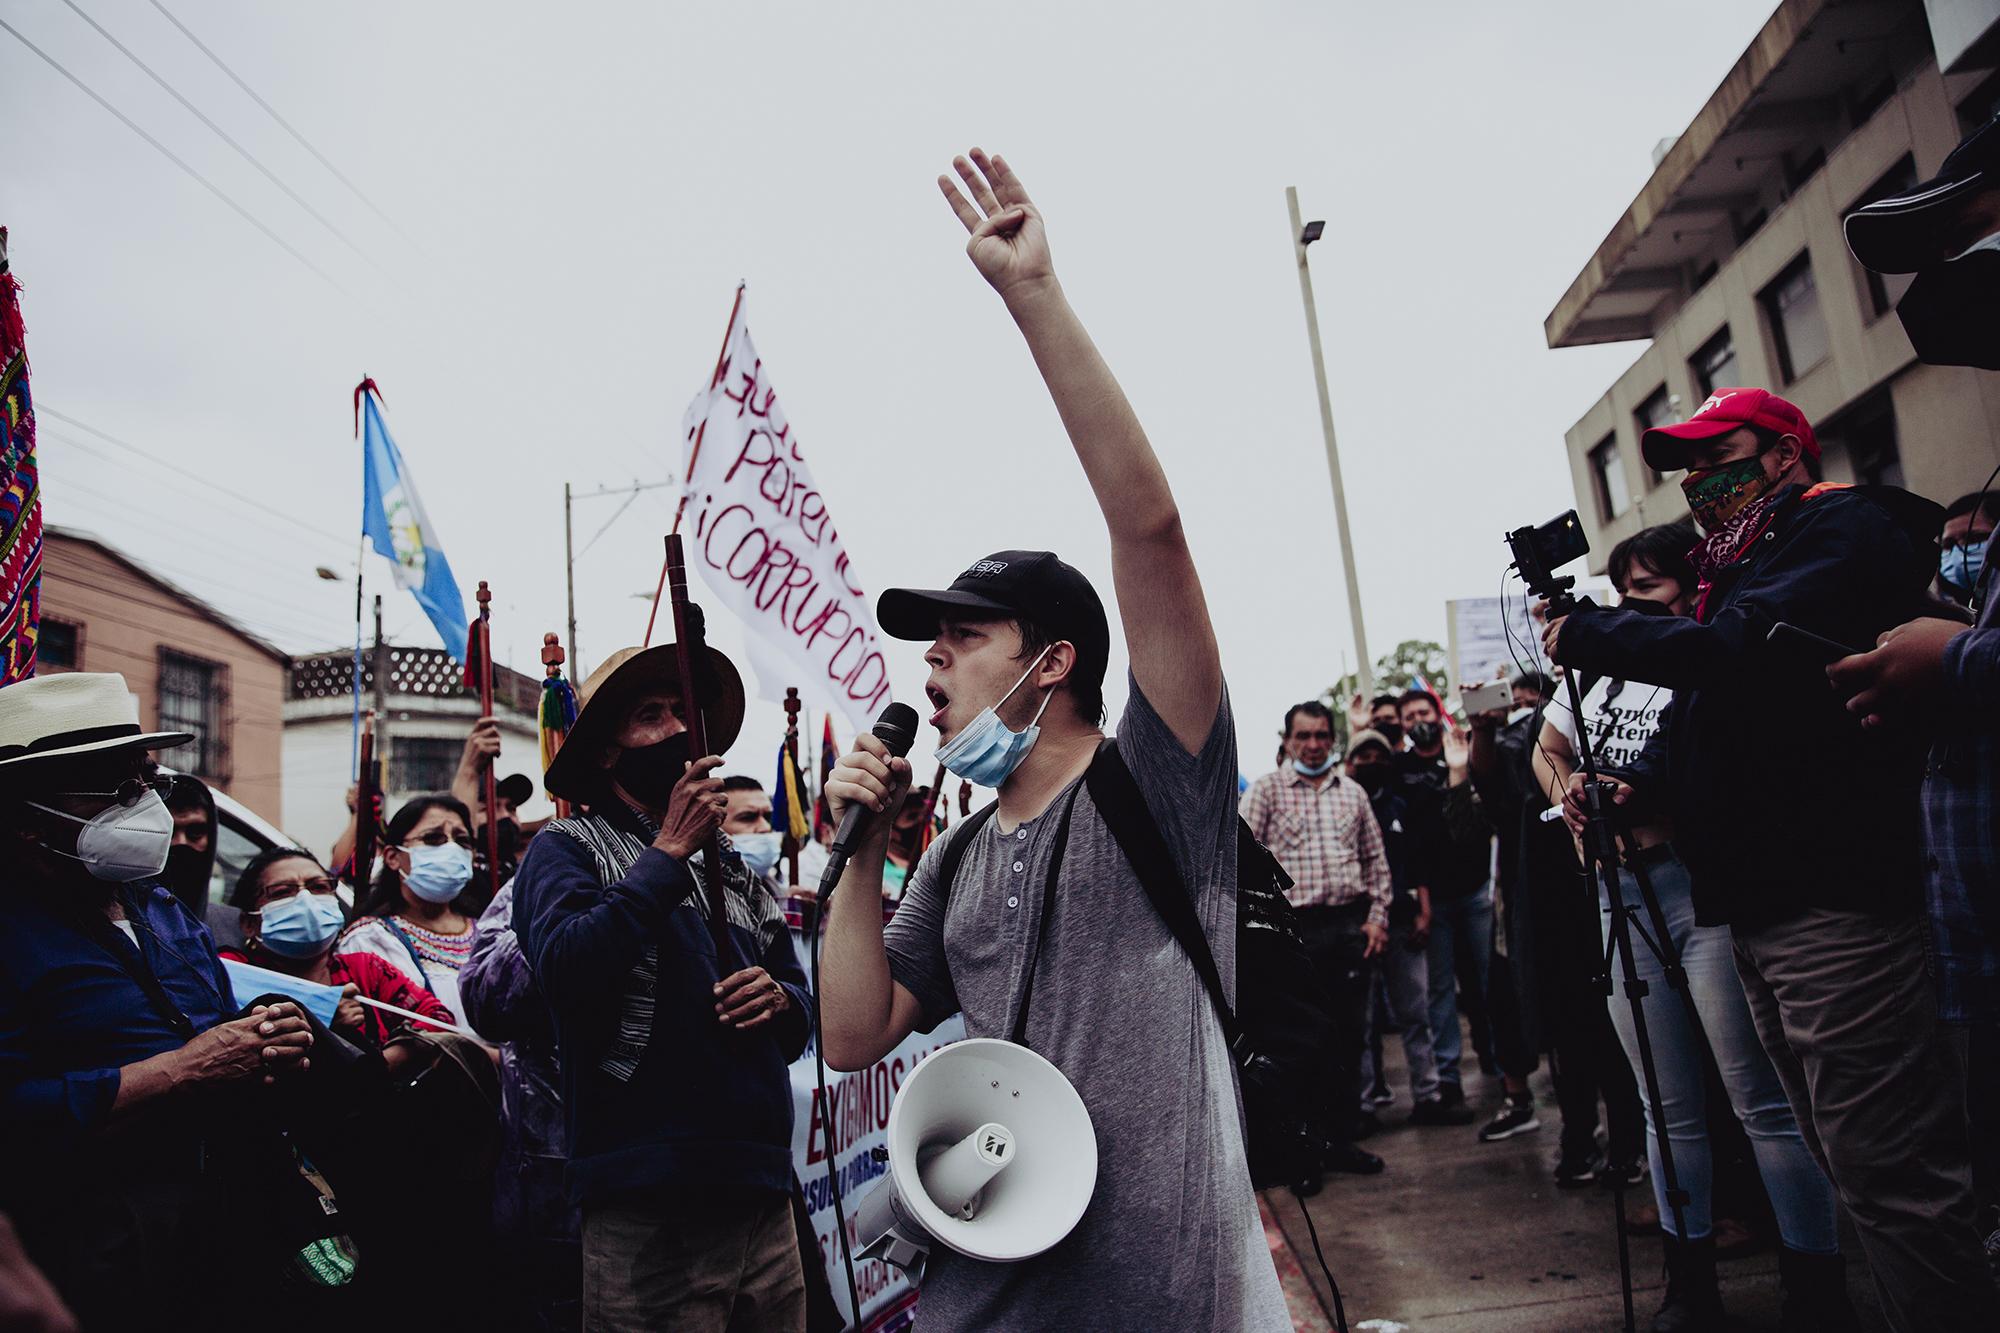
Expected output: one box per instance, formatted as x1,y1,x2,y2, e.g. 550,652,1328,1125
935,739,1336,1190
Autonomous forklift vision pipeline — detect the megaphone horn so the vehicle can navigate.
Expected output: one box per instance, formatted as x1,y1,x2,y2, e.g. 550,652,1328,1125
855,1038,1097,1283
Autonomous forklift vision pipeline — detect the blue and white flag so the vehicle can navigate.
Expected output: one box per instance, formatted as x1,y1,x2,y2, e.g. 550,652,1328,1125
359,387,468,659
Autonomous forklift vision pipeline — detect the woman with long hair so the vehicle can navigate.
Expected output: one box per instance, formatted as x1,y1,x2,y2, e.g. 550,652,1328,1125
338,794,481,1030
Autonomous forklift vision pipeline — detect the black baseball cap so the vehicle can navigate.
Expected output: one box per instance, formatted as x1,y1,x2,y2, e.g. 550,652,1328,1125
879,550,1111,686
1845,114,2000,274
496,772,534,807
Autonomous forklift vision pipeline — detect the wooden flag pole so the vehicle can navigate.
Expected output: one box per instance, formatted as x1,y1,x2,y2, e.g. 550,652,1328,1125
916,762,947,845
664,534,735,963
647,282,747,645
352,709,379,890
783,687,803,889
476,582,500,904
958,779,973,819
542,633,573,820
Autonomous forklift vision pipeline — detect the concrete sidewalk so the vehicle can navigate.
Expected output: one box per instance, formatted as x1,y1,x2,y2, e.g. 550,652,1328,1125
1261,1062,1890,1331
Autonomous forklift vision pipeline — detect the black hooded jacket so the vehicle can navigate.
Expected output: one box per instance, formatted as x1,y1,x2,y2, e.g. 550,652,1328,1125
1556,483,1942,929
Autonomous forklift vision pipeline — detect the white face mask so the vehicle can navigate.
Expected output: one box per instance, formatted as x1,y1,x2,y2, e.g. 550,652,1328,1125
732,831,784,877
28,789,175,882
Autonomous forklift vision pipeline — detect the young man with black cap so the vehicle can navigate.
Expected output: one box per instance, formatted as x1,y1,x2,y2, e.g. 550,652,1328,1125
1547,389,1995,1327
818,148,1289,1329
512,643,813,1332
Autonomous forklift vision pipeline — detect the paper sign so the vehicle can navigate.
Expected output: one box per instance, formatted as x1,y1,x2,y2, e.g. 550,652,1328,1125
680,297,894,735
221,958,343,1028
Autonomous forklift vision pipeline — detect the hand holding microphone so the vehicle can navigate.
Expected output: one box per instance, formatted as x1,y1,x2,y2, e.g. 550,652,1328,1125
821,704,920,898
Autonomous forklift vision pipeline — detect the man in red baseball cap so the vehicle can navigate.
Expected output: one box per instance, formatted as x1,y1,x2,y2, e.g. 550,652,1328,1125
1542,390,1996,1326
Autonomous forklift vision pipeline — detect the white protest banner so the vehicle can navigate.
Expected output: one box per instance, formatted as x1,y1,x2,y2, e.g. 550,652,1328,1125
680,293,893,735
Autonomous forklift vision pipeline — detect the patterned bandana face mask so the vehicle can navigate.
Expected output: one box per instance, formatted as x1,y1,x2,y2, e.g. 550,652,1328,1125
1681,453,1777,533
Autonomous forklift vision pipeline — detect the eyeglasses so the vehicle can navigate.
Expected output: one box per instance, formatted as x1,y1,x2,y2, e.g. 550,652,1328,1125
257,877,339,905
49,777,174,808
408,830,474,849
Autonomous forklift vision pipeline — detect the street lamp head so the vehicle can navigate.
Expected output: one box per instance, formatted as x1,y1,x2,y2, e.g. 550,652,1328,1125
1300,220,1326,246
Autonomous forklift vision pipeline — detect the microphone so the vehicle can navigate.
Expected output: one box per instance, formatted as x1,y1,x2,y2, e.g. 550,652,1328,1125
818,702,920,902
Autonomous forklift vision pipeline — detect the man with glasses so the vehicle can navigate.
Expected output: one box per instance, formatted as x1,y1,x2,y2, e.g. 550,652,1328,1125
0,672,321,1327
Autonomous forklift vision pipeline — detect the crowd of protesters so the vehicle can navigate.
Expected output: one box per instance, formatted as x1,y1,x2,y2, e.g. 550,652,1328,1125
5,140,2000,1333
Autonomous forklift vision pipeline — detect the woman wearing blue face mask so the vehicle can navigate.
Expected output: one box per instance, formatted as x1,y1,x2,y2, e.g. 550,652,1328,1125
339,795,482,1031
220,847,458,1052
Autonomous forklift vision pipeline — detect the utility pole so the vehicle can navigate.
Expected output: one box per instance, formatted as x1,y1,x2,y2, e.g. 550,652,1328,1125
1287,185,1374,697
563,475,677,681
563,481,578,679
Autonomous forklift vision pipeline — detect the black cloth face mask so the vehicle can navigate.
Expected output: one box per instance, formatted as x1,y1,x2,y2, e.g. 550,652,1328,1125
612,731,692,810
1407,721,1443,750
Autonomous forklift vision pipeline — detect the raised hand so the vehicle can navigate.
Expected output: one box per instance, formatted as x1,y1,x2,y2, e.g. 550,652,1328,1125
937,148,1053,298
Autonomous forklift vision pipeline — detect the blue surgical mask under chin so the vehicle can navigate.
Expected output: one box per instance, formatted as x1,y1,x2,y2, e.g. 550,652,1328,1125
1292,754,1337,777
732,831,783,878
1942,538,1988,595
937,655,1056,788
256,892,347,960
401,842,474,905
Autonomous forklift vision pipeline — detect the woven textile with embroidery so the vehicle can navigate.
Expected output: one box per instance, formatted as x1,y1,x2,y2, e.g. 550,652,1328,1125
0,227,40,688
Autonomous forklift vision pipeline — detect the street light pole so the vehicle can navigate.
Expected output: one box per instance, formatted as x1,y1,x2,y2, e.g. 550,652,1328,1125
1287,185,1374,698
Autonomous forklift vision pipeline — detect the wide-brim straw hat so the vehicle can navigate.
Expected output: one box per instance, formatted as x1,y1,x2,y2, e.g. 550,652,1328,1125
543,643,746,802
0,672,193,770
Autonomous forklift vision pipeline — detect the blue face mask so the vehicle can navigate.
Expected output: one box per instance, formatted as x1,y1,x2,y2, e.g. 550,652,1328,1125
1942,538,1988,595
255,891,347,960
401,842,474,905
1292,754,1337,777
732,831,783,878
936,653,1056,788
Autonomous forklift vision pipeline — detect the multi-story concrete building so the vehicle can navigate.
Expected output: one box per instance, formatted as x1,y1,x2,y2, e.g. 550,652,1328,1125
1549,0,2000,569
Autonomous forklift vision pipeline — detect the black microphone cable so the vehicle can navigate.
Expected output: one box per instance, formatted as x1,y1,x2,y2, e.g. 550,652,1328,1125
808,702,919,1326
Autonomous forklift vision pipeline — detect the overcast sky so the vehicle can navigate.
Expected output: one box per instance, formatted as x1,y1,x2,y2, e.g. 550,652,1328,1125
4,0,1775,798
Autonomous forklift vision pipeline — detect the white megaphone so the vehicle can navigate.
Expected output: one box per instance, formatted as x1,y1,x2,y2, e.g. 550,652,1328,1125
854,1038,1096,1284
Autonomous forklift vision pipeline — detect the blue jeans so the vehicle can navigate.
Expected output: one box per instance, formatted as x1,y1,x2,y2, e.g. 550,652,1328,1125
1428,884,1494,1090
1599,848,1838,1251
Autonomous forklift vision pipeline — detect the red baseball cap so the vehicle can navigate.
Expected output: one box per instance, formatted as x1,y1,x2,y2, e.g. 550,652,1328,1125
1640,387,1821,472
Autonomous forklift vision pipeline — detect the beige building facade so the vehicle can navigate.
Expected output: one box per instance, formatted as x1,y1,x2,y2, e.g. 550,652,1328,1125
37,526,289,822
1550,0,2000,570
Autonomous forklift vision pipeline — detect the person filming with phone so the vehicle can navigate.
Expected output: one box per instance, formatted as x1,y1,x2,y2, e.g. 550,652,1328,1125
1539,388,1995,1327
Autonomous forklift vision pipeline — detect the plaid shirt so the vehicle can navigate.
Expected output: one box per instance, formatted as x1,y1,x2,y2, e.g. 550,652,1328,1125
1926,571,2000,1023
1241,767,1392,927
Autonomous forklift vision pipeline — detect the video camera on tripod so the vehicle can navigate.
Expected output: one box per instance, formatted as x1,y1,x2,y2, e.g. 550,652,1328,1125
1501,507,1696,1333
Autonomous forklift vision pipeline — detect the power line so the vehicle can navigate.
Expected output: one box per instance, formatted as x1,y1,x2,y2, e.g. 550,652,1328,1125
148,0,417,250
0,14,341,290
37,405,356,548
58,0,384,278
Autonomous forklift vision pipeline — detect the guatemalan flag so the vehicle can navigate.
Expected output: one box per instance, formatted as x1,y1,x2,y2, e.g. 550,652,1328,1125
357,381,469,659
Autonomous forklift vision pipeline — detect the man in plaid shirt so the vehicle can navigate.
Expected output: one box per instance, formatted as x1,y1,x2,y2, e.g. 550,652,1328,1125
1241,700,1392,1189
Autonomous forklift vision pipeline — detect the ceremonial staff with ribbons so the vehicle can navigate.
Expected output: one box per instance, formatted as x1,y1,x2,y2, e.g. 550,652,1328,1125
471,581,500,904
783,687,804,888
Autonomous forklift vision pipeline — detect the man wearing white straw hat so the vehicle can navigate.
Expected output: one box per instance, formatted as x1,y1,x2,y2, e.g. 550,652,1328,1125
0,672,323,1326
513,642,813,1333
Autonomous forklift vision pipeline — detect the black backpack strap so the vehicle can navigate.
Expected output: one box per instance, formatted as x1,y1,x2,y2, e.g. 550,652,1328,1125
932,800,1000,907
1084,740,1244,1052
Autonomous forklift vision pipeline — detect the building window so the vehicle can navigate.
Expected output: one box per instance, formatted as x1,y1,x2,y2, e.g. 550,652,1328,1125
1761,254,1829,383
1635,385,1679,487
1826,390,1903,488
1853,156,1919,319
389,736,464,795
158,650,228,781
38,619,79,671
1690,327,1739,398
1589,435,1629,521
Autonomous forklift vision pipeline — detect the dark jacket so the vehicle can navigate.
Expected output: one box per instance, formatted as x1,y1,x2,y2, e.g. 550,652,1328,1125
1366,783,1434,927
1394,751,1491,899
512,804,811,1207
1558,483,1942,929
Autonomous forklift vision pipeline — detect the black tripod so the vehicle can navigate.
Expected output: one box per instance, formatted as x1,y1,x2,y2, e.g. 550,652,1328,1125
1537,575,1694,1333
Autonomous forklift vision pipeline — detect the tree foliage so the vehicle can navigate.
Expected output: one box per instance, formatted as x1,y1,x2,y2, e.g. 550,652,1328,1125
1325,639,1450,744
